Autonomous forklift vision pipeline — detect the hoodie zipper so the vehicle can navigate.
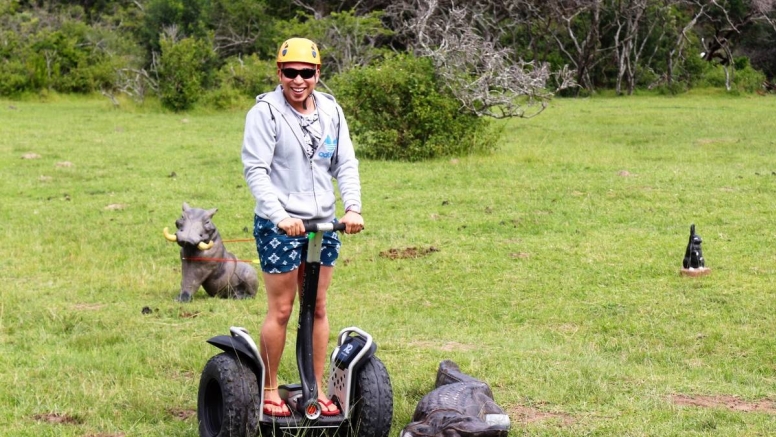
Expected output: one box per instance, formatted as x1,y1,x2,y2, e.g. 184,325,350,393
310,158,320,217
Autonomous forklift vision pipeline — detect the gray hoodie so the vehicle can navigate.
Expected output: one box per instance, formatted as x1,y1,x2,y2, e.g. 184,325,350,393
242,86,361,225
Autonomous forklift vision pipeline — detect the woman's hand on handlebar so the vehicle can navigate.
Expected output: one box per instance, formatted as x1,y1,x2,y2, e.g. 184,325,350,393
340,210,364,234
278,217,305,236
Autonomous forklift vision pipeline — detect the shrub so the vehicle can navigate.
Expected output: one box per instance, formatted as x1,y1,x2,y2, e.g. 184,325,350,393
0,58,30,96
277,9,393,76
330,53,499,161
200,85,247,110
139,0,211,56
654,81,688,96
0,8,141,96
215,54,277,97
731,60,767,93
694,59,766,93
157,35,215,111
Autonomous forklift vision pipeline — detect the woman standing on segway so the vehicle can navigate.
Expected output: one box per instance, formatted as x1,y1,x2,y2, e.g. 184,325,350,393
241,37,364,418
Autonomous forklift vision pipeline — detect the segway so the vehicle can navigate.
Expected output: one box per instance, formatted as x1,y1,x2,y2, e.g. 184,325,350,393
196,222,393,437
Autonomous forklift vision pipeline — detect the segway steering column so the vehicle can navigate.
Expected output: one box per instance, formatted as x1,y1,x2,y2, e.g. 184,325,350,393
296,222,346,420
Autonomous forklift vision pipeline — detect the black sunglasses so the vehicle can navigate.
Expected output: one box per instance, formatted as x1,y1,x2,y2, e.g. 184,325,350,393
281,68,317,80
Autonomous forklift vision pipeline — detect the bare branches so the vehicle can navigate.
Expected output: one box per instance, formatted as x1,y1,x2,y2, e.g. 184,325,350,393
114,67,159,102
305,10,393,74
612,0,652,95
291,0,326,20
386,0,575,119
212,22,258,57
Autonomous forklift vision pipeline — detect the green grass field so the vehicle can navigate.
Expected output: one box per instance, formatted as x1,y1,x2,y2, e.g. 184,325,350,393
1,91,775,437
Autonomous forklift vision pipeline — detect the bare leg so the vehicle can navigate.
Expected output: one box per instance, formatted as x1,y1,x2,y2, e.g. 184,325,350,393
260,270,297,415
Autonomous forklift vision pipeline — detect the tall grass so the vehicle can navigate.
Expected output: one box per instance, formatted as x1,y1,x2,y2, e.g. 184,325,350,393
1,91,775,436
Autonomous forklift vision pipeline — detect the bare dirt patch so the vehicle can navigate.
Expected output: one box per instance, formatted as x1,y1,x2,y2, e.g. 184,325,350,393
33,412,81,424
508,405,575,425
169,408,196,420
179,310,200,319
510,252,530,259
379,246,440,259
670,394,776,414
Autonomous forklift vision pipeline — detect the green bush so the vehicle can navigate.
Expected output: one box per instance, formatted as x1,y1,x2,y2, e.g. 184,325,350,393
0,9,140,96
330,54,499,161
681,47,707,85
655,80,688,96
0,58,30,96
157,35,215,111
139,0,211,55
277,9,393,76
200,85,248,110
215,54,277,97
694,60,766,93
732,61,767,93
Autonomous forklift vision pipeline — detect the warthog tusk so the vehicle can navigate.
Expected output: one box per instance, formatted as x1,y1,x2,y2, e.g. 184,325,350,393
163,227,177,242
198,240,214,251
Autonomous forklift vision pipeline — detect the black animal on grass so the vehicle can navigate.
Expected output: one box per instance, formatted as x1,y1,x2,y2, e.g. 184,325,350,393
683,224,705,269
400,360,511,437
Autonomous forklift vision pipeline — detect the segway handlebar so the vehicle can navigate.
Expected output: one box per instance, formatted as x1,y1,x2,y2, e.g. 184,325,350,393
304,222,346,233
278,222,347,235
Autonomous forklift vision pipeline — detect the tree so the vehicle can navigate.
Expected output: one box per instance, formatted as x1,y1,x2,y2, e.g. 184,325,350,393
279,9,393,75
208,0,277,58
543,0,609,93
611,0,653,95
385,0,575,118
696,0,776,89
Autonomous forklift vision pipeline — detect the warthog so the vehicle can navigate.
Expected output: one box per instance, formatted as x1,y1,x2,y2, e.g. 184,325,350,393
163,202,258,302
400,360,511,437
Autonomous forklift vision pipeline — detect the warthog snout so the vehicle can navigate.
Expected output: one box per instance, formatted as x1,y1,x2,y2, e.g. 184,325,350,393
167,203,218,250
164,226,214,250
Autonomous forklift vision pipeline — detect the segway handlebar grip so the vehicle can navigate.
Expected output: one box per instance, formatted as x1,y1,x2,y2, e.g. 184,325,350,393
304,222,346,233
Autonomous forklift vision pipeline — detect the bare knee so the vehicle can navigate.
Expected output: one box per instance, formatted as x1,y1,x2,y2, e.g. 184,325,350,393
263,270,298,326
313,301,328,321
267,303,294,326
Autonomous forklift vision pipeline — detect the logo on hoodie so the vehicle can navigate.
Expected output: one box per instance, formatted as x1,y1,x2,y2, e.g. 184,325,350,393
318,135,337,158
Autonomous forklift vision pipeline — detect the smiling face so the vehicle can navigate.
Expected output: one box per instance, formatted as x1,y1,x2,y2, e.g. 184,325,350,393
278,61,319,113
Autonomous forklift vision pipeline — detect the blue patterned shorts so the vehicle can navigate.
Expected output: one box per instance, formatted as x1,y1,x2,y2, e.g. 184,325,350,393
253,216,341,273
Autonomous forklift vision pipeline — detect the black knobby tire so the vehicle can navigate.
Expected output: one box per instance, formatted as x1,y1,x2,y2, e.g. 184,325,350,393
346,356,393,437
198,352,260,437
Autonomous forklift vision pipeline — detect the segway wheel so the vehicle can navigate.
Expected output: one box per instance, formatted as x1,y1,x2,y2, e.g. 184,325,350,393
344,356,393,437
198,352,260,437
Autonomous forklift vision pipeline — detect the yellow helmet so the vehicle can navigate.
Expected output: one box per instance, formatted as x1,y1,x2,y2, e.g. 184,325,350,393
276,38,321,66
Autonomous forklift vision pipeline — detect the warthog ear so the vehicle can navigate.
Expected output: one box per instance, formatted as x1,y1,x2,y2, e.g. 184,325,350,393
183,202,191,211
205,208,218,219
